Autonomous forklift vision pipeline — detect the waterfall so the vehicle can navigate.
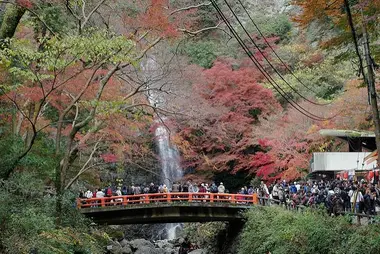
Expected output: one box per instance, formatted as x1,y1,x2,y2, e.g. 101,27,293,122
155,123,183,240
155,124,183,187
143,56,183,239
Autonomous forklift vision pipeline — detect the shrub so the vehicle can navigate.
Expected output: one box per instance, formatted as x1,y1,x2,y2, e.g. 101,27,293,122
239,206,380,254
184,41,218,69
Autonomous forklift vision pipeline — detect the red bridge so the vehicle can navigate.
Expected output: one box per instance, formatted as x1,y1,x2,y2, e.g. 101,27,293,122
77,192,259,224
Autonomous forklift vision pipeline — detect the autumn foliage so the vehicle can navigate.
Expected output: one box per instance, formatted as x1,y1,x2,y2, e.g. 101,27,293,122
174,60,282,176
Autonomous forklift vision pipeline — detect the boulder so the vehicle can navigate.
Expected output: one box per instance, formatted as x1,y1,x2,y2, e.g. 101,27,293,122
119,239,130,247
163,247,177,254
134,246,164,254
106,244,123,254
188,249,207,254
129,239,155,250
155,239,174,249
121,246,132,254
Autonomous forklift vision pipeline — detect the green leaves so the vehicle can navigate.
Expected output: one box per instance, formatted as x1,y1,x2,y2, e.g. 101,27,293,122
239,206,380,254
0,30,135,86
183,40,218,69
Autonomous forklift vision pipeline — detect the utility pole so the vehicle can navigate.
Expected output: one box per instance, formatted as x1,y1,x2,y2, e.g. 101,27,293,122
360,9,380,168
343,0,380,168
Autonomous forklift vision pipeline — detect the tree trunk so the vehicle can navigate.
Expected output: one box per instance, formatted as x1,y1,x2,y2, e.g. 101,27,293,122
0,3,7,34
55,129,78,226
55,162,63,226
0,4,26,40
344,0,380,167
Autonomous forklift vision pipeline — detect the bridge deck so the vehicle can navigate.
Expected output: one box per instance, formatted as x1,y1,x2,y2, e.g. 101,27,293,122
78,193,258,224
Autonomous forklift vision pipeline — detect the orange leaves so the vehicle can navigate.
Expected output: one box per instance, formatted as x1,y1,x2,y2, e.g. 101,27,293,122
123,0,181,39
139,0,178,38
292,0,345,27
292,0,379,48
331,79,370,130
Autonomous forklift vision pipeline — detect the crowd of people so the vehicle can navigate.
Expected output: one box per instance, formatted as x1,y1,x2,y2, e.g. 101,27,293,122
80,181,230,199
261,179,380,216
79,178,380,216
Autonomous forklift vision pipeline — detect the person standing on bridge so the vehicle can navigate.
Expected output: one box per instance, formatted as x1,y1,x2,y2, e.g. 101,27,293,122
193,183,199,193
217,182,225,201
181,182,188,192
148,183,156,193
172,182,180,201
218,182,225,194
96,188,105,198
115,187,123,205
210,183,218,194
85,189,93,199
172,182,180,192
187,181,193,192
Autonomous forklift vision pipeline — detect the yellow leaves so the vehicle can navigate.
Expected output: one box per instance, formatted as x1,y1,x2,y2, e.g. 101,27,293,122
307,124,319,134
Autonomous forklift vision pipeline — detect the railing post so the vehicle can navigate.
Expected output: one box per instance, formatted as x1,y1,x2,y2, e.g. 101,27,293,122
210,193,214,203
77,198,81,209
167,193,171,203
101,198,105,207
231,194,236,204
145,194,150,204
123,196,127,206
189,193,192,202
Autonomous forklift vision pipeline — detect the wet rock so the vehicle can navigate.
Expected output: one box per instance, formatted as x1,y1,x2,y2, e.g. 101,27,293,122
129,239,155,250
155,239,174,249
119,239,130,247
162,247,178,254
134,246,164,254
188,249,207,254
121,246,132,254
106,243,123,254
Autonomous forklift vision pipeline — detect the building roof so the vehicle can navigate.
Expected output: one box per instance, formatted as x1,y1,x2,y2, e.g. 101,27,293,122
319,129,375,138
311,152,377,172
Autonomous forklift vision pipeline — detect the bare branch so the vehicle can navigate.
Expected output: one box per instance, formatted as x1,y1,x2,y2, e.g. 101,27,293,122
65,137,102,190
65,0,81,20
72,103,79,128
120,37,162,69
170,2,211,15
81,0,87,20
178,22,225,36
73,63,120,131
125,159,162,178
81,0,108,30
122,103,186,117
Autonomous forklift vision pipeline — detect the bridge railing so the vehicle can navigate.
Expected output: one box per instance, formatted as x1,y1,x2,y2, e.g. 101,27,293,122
77,192,259,209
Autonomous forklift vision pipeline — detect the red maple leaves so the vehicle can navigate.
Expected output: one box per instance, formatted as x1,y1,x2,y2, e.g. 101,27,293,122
176,61,282,174
101,153,118,163
16,0,33,8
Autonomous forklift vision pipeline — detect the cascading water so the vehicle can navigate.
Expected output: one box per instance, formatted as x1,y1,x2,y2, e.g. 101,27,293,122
155,123,183,188
155,123,183,240
143,56,183,239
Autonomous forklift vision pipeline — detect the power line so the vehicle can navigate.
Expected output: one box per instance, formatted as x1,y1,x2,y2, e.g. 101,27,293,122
210,0,334,121
210,0,335,121
236,0,325,97
211,0,324,120
224,0,330,106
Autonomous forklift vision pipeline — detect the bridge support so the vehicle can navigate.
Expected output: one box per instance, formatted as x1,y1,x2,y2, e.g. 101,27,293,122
80,203,249,225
